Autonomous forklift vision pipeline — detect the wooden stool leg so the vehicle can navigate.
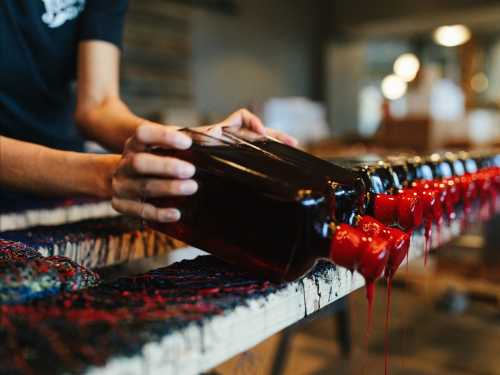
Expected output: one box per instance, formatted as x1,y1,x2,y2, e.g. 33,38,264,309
334,299,352,357
271,327,294,375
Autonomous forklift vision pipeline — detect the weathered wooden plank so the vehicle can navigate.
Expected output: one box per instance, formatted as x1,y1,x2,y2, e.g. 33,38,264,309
83,220,460,375
0,217,185,269
0,200,118,232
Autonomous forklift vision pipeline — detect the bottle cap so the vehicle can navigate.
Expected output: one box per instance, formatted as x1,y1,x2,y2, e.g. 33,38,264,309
397,190,423,230
356,215,411,279
384,227,411,279
373,194,398,225
330,224,365,271
356,215,385,237
357,235,391,283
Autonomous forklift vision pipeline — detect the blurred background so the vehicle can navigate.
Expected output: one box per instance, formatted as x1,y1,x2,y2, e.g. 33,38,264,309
118,1,500,374
118,0,500,155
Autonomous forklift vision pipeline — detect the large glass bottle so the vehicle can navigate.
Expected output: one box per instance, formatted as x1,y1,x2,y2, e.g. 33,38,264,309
147,129,391,282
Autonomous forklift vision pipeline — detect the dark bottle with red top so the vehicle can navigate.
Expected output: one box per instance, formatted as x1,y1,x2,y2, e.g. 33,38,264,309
252,140,367,225
147,130,392,282
355,162,423,231
329,159,423,231
255,146,423,232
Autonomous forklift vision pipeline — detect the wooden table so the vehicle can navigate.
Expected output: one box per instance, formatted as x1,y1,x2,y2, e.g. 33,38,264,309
85,221,460,375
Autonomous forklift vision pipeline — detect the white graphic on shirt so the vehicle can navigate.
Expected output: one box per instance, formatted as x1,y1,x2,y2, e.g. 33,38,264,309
41,0,86,28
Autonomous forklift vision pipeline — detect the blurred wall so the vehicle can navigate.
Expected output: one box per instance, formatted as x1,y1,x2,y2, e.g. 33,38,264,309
122,0,192,117
190,0,318,120
330,0,500,34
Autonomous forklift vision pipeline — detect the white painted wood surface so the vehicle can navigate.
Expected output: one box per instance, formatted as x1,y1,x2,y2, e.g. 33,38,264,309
86,219,461,375
0,202,118,232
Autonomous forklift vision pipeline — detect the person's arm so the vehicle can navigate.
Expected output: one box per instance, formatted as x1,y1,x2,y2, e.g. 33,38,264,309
0,128,197,223
74,40,155,152
0,136,117,198
74,41,297,152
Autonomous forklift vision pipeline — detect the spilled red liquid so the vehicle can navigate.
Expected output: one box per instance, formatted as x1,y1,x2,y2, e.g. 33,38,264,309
424,220,432,265
356,215,413,375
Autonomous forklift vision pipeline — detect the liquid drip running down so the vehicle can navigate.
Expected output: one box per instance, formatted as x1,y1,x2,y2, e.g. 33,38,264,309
360,167,499,374
239,142,499,373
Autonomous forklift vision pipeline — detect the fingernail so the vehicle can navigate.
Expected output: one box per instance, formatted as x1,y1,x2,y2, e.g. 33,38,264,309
137,124,151,139
178,163,196,178
181,180,198,194
174,133,192,149
159,209,181,222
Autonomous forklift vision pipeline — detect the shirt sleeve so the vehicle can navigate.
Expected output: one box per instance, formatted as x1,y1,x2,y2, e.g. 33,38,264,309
78,0,129,48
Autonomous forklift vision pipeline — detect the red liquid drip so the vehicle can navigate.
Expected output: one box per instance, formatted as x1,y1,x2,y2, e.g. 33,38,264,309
436,217,442,247
356,215,410,279
424,219,432,265
358,236,391,284
459,174,475,231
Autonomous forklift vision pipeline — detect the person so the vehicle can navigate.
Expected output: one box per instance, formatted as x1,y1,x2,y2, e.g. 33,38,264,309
0,0,296,222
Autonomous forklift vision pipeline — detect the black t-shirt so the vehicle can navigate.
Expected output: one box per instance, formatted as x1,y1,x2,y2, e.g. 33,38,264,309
0,0,128,151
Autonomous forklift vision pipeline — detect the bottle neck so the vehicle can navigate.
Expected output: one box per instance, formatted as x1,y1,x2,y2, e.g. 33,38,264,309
314,221,337,259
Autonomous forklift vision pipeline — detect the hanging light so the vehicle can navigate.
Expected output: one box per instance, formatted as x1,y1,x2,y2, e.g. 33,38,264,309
433,25,471,47
381,74,407,100
393,53,420,82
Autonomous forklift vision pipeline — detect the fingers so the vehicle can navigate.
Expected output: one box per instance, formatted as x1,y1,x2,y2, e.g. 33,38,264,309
222,109,266,134
124,153,195,179
265,128,299,147
126,123,192,152
112,198,181,223
112,178,198,199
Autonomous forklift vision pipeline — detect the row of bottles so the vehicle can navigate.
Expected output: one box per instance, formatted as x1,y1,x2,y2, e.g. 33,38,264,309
147,128,500,289
341,150,500,263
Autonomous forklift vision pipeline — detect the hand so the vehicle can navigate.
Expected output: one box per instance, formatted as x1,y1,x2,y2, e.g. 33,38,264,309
111,123,198,223
195,108,298,147
111,109,297,223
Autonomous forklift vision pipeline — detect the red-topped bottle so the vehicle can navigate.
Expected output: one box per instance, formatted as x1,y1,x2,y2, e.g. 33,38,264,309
147,129,391,283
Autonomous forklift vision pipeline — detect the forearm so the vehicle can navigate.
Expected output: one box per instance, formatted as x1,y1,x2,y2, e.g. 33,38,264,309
76,97,180,153
0,136,119,198
75,96,142,153
75,42,180,152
